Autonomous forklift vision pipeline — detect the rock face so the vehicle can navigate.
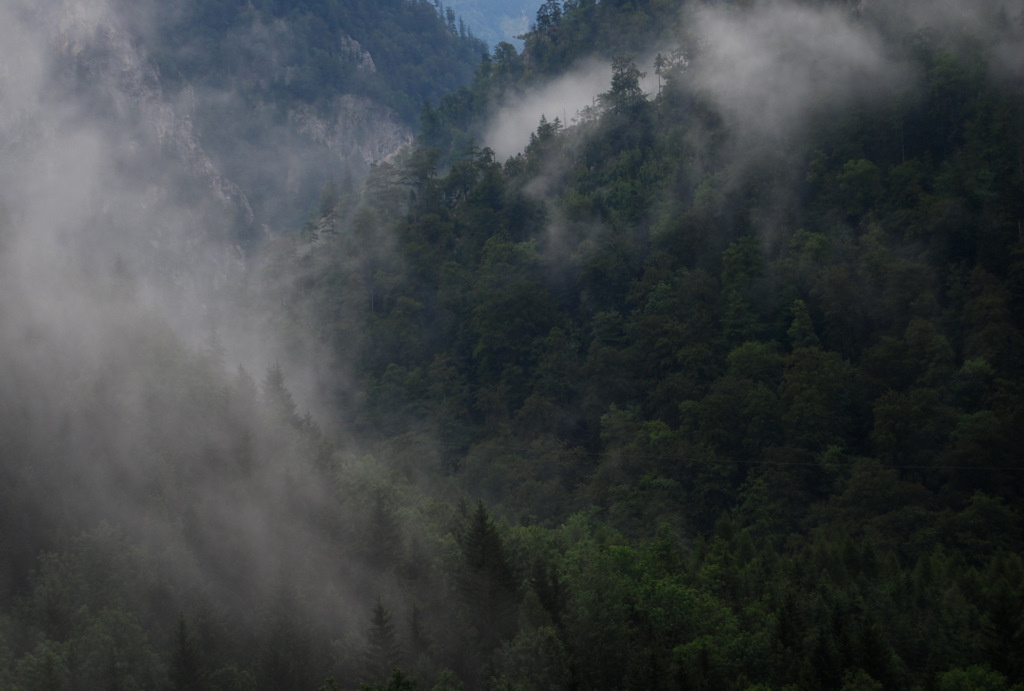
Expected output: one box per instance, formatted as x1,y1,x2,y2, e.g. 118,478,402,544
46,0,254,227
338,34,378,74
291,95,413,166
0,0,416,340
29,0,414,234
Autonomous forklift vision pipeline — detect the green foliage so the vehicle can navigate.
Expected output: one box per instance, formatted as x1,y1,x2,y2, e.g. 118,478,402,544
363,600,403,686
249,2,1024,685
4,1,1024,691
937,665,1015,691
170,614,202,691
359,669,418,691
456,502,519,646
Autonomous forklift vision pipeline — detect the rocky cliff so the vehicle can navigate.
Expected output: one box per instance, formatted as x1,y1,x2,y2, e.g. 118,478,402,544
34,0,415,237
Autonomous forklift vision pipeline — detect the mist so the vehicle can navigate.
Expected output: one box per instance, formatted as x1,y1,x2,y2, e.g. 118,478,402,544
2,0,1022,687
688,1,913,144
0,0,396,676
484,60,611,159
476,0,919,256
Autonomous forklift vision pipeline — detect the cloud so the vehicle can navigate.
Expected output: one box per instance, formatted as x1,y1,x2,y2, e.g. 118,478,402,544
0,0,347,612
483,59,612,159
687,0,914,143
0,4,49,137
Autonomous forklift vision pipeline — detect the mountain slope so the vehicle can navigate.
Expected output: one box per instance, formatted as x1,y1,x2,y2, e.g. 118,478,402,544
47,0,489,232
2,1,1024,690
263,1,1024,685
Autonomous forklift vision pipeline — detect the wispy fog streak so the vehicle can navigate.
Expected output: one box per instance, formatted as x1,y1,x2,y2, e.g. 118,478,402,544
689,1,913,143
484,60,612,159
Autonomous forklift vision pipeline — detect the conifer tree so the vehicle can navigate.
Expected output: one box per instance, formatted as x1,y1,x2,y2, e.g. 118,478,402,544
364,598,403,686
170,614,203,691
262,362,299,427
456,502,519,659
788,299,821,350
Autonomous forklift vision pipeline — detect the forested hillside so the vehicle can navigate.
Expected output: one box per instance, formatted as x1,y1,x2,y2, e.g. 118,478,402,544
2,0,1023,690
116,0,488,230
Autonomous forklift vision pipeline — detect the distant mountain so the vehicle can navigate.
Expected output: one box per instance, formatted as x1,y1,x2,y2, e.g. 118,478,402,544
132,0,488,231
20,0,481,236
444,0,537,47
0,0,489,351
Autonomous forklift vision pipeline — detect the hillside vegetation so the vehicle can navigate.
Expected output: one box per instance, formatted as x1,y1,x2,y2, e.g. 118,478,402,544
1,0,1023,689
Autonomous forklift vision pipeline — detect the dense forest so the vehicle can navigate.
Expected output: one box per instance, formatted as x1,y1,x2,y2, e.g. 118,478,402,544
2,0,1024,690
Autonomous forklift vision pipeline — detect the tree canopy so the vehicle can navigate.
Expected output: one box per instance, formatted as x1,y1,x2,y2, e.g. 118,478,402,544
2,0,1023,689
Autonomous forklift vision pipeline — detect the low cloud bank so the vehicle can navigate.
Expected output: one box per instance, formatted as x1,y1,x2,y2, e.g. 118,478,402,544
689,1,913,144
484,60,612,159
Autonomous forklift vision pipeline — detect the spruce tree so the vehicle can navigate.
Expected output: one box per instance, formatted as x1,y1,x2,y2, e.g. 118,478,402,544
169,614,203,691
364,598,403,685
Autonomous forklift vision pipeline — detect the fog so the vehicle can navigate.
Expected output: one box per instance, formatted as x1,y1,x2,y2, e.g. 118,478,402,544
478,0,918,251
468,0,1023,313
2,0,1020,684
689,1,913,144
483,60,611,159
0,0,387,658
484,0,1021,172
484,58,667,160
